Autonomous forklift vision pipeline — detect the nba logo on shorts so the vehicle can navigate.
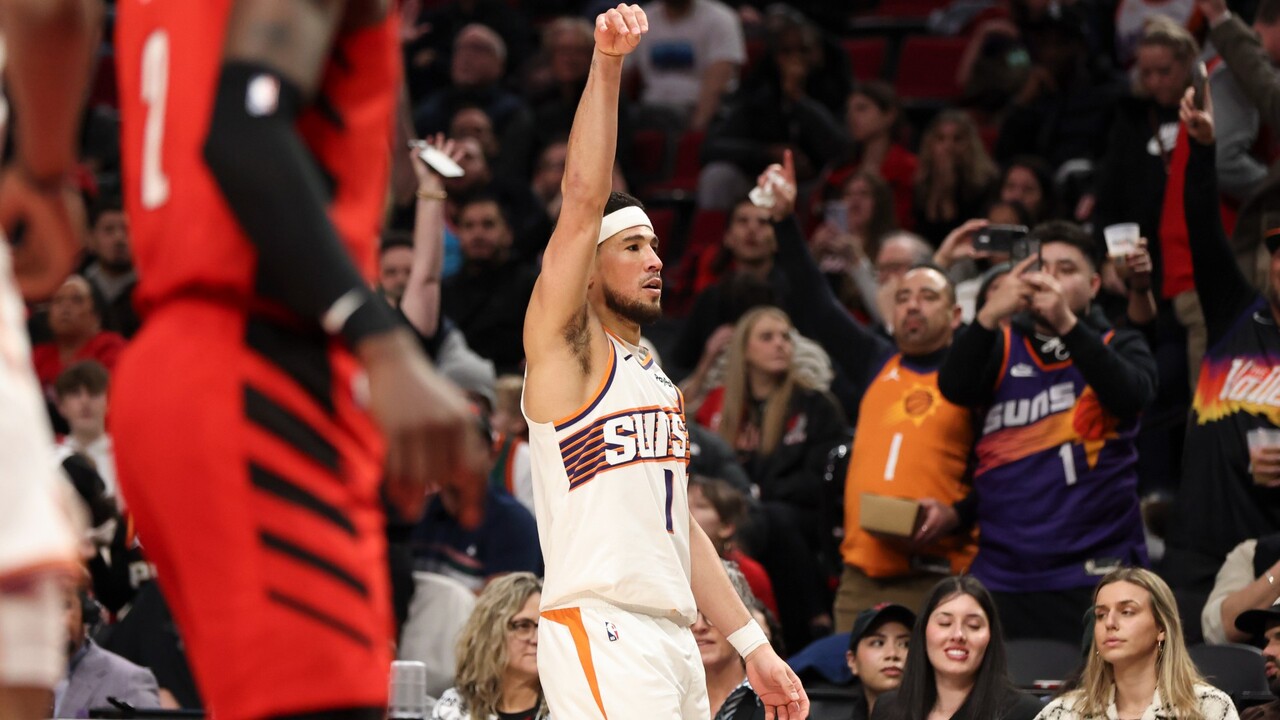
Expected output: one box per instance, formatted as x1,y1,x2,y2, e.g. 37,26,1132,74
605,621,619,642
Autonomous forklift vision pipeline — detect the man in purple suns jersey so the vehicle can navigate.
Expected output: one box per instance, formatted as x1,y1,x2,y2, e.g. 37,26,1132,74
932,220,1157,644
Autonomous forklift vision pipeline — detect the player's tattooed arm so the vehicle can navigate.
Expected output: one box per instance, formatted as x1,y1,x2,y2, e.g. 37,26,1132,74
222,0,345,98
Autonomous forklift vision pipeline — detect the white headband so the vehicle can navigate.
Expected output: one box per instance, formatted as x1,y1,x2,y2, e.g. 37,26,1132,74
597,206,654,245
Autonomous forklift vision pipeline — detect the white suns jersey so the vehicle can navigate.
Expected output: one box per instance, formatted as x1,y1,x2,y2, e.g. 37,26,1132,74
524,329,696,625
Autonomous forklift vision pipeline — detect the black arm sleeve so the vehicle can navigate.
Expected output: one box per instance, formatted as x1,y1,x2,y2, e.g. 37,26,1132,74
937,321,1004,407
1058,322,1157,422
1185,139,1260,347
773,217,893,391
202,62,398,347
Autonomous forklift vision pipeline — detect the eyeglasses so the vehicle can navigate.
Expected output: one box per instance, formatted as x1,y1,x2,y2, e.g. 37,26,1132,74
508,619,539,639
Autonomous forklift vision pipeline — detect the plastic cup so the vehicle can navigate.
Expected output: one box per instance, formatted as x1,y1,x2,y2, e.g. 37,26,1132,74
388,660,429,719
1103,223,1140,259
1247,428,1280,453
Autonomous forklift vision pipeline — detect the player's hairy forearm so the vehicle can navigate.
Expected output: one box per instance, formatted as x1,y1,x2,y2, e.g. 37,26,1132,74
558,51,624,220
688,516,752,632
528,48,625,339
1,0,98,180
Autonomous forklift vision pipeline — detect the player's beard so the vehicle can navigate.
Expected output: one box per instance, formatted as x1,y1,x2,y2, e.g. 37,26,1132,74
604,284,662,325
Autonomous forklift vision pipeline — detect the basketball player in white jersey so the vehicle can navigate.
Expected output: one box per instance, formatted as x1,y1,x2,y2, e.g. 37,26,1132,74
0,1,96,718
522,5,808,719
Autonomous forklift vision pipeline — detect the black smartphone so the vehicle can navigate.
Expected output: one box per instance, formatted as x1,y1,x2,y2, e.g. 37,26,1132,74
1011,236,1042,271
973,224,1029,254
1191,61,1208,111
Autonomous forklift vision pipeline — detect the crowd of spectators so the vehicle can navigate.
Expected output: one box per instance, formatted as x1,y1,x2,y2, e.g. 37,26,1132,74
34,0,1280,715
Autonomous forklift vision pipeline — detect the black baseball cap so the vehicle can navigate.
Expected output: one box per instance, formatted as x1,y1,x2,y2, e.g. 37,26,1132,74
1236,598,1280,637
849,603,916,652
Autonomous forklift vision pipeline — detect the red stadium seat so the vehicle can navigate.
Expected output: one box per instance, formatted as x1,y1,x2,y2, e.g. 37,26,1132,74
631,128,670,186
664,208,727,316
894,35,968,103
647,207,677,263
647,131,705,197
843,38,888,82
744,37,768,77
874,0,946,18
684,208,727,263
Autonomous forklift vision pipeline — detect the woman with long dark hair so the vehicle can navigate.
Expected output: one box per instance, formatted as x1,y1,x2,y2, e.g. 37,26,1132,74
871,576,1041,720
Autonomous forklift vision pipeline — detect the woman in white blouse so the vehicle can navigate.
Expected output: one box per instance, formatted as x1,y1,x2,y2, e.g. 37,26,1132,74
1036,568,1237,720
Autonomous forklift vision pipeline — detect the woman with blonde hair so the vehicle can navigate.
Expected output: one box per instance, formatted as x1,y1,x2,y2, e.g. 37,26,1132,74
694,305,846,650
695,306,845,499
1035,568,1237,720
432,572,549,720
912,110,999,245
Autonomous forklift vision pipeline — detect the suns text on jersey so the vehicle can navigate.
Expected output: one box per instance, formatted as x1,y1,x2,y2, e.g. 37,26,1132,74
603,408,689,465
982,382,1075,434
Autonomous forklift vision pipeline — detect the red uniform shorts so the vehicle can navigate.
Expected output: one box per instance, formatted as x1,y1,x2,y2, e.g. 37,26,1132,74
112,298,391,719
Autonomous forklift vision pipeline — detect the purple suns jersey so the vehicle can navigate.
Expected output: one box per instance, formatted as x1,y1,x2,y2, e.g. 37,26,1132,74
971,326,1147,592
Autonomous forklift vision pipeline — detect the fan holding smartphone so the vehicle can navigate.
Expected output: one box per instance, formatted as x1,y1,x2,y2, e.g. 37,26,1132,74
934,220,1158,641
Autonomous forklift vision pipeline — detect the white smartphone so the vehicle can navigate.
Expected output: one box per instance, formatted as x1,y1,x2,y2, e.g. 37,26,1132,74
413,142,465,178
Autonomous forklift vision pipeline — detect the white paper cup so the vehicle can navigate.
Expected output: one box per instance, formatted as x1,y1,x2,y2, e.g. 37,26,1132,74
1103,223,1140,258
1247,428,1280,452
388,660,429,719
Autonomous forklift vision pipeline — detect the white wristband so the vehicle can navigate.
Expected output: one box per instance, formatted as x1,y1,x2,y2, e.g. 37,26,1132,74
321,289,366,335
726,620,769,659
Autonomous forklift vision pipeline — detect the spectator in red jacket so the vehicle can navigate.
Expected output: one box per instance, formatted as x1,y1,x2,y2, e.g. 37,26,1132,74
32,275,125,404
829,81,917,230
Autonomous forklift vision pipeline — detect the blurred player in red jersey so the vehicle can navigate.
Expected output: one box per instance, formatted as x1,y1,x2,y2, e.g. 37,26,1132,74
0,1,97,718
112,1,486,718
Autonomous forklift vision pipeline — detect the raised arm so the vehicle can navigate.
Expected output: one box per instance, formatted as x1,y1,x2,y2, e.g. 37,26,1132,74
1180,85,1261,345
400,135,462,340
524,6,643,355
1203,0,1280,133
523,5,648,425
763,154,894,390
0,0,98,299
938,254,1039,407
